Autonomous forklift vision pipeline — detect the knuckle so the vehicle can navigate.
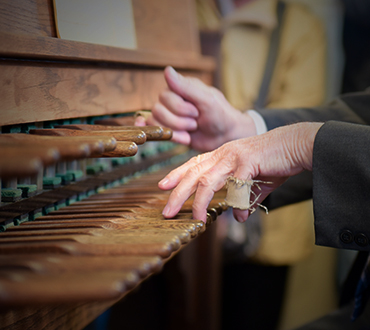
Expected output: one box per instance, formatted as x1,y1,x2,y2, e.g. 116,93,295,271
177,102,188,115
187,165,200,177
171,188,183,200
192,202,205,215
198,174,213,188
190,155,198,163
209,86,223,100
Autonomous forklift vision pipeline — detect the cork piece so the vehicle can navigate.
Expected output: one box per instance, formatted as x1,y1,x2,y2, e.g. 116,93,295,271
225,176,271,214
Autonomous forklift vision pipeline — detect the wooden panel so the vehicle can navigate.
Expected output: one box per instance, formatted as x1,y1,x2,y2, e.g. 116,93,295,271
0,62,212,126
0,0,56,37
0,0,201,57
133,0,200,55
0,32,214,71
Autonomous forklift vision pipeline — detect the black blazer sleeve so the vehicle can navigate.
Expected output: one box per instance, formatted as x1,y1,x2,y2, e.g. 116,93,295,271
258,91,370,251
258,90,370,130
313,121,370,251
258,91,370,209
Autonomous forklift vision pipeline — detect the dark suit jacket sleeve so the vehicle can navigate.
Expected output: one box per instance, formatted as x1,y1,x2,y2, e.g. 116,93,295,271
313,121,370,251
258,91,370,251
258,91,370,209
258,90,370,130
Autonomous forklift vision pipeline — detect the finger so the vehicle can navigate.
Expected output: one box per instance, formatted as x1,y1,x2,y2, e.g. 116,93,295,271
161,154,215,218
144,108,192,145
145,114,161,126
142,112,192,145
233,209,250,223
159,90,199,118
171,131,191,145
164,66,211,107
192,158,233,222
159,153,210,190
152,102,198,131
230,176,286,223
232,183,269,222
134,116,146,126
228,162,257,223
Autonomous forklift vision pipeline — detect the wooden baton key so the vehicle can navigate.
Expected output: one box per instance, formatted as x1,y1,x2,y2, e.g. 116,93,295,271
0,134,92,160
0,156,42,179
30,128,146,145
0,144,60,167
54,124,168,141
0,270,134,306
0,254,163,278
92,141,138,158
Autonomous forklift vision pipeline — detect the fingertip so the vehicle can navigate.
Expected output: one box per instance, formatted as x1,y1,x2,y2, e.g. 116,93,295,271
162,204,171,218
192,208,208,224
134,116,146,127
187,103,200,118
233,209,250,223
158,177,169,189
164,66,182,94
165,66,176,75
165,66,178,83
171,131,191,145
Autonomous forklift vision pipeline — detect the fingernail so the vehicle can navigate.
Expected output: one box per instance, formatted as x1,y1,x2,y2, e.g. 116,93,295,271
235,214,246,223
162,204,171,217
167,66,178,79
159,178,169,186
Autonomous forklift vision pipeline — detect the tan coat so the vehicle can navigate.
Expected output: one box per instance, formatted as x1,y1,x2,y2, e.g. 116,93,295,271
221,0,326,265
222,0,326,110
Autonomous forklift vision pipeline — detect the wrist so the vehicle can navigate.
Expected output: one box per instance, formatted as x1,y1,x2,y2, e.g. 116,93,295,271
226,109,258,141
297,122,323,171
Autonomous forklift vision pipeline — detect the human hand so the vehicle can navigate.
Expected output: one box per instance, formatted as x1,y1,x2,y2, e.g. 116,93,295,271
135,66,257,152
158,122,323,223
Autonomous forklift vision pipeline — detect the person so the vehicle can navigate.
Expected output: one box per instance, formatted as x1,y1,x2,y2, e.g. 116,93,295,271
136,66,370,328
202,1,336,327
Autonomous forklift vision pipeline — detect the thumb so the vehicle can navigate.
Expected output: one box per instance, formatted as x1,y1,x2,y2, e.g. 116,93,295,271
164,66,209,106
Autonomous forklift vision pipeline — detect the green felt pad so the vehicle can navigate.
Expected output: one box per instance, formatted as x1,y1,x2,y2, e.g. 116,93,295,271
17,184,38,198
43,177,62,185
1,188,22,198
66,170,84,181
56,172,74,184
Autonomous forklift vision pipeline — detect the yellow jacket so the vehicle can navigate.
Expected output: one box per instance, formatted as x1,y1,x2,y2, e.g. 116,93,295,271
222,0,327,265
222,0,326,110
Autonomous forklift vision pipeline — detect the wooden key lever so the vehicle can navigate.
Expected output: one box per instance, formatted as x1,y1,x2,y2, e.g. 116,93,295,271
0,156,42,179
0,254,163,278
0,144,60,167
28,130,138,158
0,270,135,306
54,124,172,141
94,117,174,141
30,128,146,145
0,134,92,160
